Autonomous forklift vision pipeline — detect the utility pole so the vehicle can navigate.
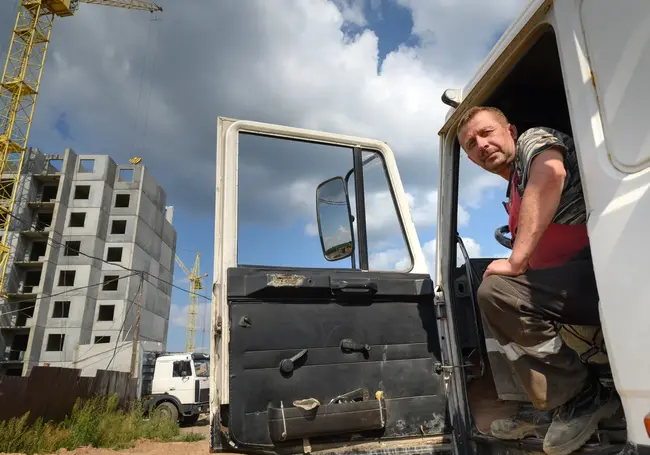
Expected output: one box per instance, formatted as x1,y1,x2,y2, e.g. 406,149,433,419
130,273,144,378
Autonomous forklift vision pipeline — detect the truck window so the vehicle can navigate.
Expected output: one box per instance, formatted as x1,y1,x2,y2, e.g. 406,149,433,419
237,133,411,271
193,358,209,377
172,360,191,377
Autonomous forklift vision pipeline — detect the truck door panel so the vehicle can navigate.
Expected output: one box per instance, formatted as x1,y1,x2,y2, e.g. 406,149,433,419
227,267,447,447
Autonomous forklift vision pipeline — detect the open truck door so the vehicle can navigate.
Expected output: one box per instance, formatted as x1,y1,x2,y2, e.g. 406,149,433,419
210,118,454,455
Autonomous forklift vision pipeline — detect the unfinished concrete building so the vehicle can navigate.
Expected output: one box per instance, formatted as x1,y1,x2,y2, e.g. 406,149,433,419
0,148,176,376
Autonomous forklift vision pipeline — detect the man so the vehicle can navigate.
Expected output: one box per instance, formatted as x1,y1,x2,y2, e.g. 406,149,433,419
456,106,620,455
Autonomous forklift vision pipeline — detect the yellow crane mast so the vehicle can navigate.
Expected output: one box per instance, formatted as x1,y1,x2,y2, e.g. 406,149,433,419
0,0,162,298
175,253,208,352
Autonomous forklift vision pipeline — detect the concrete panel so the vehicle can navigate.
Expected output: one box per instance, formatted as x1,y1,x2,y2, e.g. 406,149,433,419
67,180,110,210
62,148,79,176
113,165,142,190
106,215,137,243
105,158,117,189
134,220,161,261
159,242,173,275
73,341,139,377
73,155,114,183
100,242,134,270
109,189,139,216
157,266,174,297
39,327,81,364
137,307,168,342
26,328,45,365
140,168,163,209
80,293,98,335
96,209,110,241
39,295,88,328
56,235,104,266
162,221,176,251
137,194,163,235
93,298,127,331
95,271,132,300
64,207,102,237
50,264,92,294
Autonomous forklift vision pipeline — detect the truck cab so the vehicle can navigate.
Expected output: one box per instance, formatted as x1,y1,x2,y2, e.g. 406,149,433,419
142,351,210,425
210,1,650,454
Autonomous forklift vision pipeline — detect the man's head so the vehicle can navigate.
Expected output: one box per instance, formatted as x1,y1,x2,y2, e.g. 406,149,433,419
457,106,517,177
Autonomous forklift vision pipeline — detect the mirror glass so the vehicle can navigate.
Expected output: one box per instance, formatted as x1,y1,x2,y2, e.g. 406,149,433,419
316,177,354,261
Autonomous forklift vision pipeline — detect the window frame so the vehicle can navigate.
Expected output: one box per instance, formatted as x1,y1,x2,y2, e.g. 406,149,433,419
235,131,415,272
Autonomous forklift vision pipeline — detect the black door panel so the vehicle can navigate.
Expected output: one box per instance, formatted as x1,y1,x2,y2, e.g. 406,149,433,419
226,266,449,449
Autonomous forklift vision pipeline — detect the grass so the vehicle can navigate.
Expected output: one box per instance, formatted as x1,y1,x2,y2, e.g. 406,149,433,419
0,394,199,455
179,432,206,442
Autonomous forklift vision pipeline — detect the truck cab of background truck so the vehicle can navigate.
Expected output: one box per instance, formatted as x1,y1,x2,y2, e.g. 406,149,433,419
210,1,650,455
142,351,209,425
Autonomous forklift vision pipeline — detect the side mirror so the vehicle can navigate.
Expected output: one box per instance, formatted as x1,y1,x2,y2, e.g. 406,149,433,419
316,177,354,261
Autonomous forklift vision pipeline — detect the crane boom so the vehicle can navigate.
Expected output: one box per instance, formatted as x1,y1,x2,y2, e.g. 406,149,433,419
175,253,208,352
79,0,162,12
0,0,160,298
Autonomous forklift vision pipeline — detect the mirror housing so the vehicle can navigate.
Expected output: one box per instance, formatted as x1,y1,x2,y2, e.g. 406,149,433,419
316,177,355,262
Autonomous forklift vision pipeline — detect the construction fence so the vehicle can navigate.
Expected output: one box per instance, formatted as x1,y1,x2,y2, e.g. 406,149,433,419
0,366,137,424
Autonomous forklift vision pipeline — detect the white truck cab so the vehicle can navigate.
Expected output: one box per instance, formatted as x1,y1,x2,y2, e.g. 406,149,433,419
210,1,650,454
142,351,210,425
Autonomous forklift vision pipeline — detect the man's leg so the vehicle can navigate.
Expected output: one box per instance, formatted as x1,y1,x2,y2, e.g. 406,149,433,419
477,255,620,455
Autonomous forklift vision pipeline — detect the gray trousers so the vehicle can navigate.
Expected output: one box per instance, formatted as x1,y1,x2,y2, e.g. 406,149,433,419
477,250,600,410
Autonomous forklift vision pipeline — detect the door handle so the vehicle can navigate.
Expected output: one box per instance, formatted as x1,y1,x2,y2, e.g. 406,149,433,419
340,338,371,353
279,348,308,374
331,280,378,294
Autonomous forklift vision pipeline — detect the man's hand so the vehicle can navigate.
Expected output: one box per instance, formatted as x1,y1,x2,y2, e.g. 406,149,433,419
483,257,528,279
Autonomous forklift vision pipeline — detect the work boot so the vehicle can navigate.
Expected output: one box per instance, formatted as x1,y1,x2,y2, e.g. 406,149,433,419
543,378,620,455
490,402,553,440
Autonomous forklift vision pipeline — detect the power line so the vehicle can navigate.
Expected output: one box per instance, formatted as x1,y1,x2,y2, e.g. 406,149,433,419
0,274,138,332
0,273,138,308
5,211,212,300
107,272,143,371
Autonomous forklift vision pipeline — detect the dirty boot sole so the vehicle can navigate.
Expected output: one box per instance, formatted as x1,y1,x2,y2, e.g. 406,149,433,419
491,422,551,440
542,398,620,455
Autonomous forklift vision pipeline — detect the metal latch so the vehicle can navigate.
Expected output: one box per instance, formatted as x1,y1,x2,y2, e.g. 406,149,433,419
434,361,474,375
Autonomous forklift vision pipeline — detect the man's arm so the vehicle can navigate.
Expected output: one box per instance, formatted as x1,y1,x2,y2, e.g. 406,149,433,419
508,147,566,272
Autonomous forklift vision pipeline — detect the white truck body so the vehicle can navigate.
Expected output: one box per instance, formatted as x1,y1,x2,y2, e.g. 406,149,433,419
210,1,650,454
141,351,209,423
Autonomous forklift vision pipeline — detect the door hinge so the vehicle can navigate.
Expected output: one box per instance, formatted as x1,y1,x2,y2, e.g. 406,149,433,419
216,316,222,335
433,285,446,319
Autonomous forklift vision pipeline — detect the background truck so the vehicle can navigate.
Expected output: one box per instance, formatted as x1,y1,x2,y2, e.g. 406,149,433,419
140,351,209,425
209,1,650,454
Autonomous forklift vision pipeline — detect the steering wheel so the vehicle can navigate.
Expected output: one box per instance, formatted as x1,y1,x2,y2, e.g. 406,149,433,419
494,225,513,250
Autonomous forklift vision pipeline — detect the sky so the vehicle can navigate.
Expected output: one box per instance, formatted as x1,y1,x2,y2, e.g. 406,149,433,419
0,0,528,353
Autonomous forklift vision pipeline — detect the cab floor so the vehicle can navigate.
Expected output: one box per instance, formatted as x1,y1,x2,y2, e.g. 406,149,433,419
467,362,627,445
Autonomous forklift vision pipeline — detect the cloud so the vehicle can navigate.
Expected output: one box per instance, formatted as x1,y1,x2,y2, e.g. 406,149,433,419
0,0,527,224
170,300,211,331
397,0,526,76
369,235,481,273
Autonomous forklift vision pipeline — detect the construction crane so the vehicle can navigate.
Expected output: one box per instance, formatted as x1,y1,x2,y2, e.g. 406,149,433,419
175,253,208,352
0,0,162,298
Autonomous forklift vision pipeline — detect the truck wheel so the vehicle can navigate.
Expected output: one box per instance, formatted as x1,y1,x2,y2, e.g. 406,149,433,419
154,402,179,423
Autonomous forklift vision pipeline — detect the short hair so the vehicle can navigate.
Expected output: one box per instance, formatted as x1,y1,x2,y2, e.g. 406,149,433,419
457,106,509,133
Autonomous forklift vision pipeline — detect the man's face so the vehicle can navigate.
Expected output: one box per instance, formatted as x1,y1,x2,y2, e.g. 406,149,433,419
458,110,517,175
